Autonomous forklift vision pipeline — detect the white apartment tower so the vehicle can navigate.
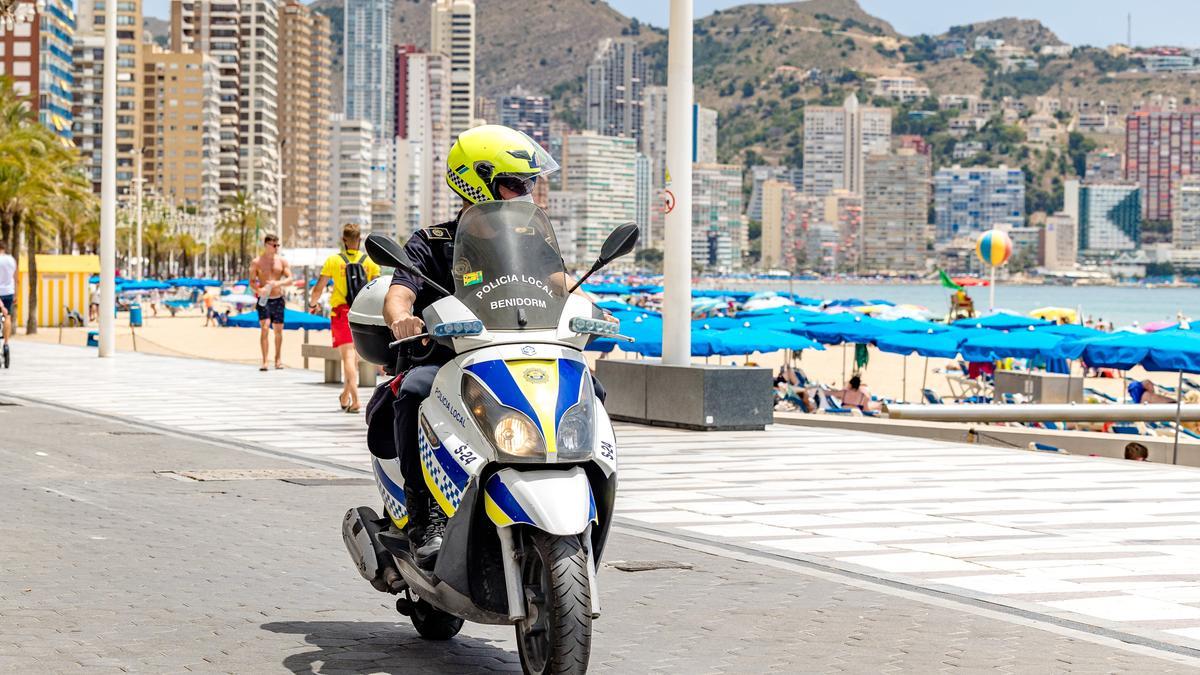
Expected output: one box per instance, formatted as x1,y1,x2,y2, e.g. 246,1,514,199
586,37,645,145
345,0,394,143
561,132,637,263
171,0,243,202
395,51,452,235
239,0,281,228
802,93,891,197
430,0,475,140
330,115,374,235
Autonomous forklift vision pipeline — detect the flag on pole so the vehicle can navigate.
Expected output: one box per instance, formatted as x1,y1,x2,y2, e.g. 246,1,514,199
937,269,963,291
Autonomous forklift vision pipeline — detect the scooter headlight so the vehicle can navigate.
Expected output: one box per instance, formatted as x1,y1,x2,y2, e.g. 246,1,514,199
462,373,547,461
556,375,595,461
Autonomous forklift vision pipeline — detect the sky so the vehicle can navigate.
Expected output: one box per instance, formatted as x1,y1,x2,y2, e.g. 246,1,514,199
141,1,1200,48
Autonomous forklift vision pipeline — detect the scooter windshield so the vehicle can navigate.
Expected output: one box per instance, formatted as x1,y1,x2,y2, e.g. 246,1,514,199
451,201,569,330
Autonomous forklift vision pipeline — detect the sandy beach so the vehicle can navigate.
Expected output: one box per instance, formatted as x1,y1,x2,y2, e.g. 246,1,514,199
11,303,1176,408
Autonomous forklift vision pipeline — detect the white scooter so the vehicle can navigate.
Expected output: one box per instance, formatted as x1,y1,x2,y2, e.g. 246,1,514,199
341,201,637,674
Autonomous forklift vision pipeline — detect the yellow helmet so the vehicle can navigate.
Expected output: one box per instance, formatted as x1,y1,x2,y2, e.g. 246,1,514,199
445,125,560,204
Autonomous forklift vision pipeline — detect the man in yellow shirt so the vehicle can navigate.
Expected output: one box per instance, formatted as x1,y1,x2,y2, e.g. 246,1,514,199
309,223,381,413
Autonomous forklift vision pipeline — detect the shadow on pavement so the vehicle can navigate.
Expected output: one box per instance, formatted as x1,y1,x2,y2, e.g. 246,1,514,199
261,621,519,674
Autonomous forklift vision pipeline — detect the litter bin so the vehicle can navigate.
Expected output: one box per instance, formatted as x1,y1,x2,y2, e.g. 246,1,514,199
129,303,143,327
87,331,99,347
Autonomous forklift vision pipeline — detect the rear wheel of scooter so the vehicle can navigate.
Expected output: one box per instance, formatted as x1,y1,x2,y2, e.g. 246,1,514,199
516,531,591,675
410,598,464,640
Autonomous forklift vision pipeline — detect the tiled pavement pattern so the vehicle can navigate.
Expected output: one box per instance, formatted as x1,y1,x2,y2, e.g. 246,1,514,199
5,343,1200,658
1,404,1195,673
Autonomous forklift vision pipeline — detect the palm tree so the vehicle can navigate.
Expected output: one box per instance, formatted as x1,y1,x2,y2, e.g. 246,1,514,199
218,191,262,274
0,77,99,333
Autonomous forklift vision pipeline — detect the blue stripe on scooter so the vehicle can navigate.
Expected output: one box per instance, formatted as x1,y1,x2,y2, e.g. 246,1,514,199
373,458,407,506
465,360,542,433
485,474,534,525
555,358,585,424
433,441,469,488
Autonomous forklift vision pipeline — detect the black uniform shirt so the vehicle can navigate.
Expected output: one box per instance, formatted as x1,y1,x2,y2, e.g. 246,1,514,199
390,219,458,317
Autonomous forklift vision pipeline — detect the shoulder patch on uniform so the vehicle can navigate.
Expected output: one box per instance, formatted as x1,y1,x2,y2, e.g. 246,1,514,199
425,227,451,240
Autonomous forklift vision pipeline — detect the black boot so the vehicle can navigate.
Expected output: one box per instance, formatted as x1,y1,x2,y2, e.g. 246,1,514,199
404,486,444,569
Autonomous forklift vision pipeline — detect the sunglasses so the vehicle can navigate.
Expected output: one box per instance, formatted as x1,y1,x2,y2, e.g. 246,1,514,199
495,175,536,196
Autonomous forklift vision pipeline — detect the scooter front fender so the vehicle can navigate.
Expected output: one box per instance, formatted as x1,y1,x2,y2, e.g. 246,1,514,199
483,467,597,535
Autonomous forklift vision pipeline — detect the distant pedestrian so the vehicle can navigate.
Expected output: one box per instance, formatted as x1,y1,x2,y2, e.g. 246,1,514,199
0,241,15,343
309,223,380,413
250,233,293,371
203,289,216,326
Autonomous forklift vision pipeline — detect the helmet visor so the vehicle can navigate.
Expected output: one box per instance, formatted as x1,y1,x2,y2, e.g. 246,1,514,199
481,131,560,185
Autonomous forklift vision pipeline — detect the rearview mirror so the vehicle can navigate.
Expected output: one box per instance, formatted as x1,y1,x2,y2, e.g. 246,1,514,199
568,222,641,293
365,232,452,297
366,233,416,275
598,222,640,266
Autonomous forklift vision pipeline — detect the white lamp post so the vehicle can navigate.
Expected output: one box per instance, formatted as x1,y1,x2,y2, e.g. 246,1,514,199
661,0,693,366
98,0,117,356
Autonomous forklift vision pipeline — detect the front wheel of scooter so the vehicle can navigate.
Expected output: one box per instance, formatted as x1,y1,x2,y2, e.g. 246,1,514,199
516,531,591,675
409,597,464,640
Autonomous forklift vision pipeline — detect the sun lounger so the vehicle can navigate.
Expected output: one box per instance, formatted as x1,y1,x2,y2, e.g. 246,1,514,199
1084,387,1118,403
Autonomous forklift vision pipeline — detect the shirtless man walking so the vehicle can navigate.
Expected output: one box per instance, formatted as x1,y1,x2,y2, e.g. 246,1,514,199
249,232,293,371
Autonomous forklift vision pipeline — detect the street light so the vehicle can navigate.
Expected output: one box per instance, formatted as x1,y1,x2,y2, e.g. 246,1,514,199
0,0,44,32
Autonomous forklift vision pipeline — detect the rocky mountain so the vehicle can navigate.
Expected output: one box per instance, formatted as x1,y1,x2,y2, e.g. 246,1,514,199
938,17,1067,49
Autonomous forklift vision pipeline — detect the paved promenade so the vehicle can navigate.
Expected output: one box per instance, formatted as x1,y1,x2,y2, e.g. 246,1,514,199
4,342,1200,670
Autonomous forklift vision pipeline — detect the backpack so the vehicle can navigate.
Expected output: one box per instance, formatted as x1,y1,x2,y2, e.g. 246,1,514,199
341,251,368,306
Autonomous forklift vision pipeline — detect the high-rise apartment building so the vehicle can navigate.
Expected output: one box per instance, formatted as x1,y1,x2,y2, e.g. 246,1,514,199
392,43,419,139
802,94,891,197
824,189,863,272
330,114,373,234
692,163,744,271
694,104,718,164
344,0,393,143
634,153,651,248
1125,110,1200,221
586,38,645,144
393,50,451,234
171,0,241,202
1064,179,1141,253
430,0,475,139
546,191,582,266
933,165,1025,239
640,84,718,248
279,0,332,246
498,87,550,148
760,179,795,270
238,0,280,229
73,0,142,196
1174,177,1200,249
0,0,75,141
747,165,802,223
561,132,636,263
1041,213,1077,270
141,47,221,221
861,151,930,273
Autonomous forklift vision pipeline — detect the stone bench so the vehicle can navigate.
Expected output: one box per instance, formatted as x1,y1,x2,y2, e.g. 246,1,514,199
300,343,377,387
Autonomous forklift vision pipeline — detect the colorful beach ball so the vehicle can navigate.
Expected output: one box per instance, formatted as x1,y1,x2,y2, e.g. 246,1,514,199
975,229,1013,267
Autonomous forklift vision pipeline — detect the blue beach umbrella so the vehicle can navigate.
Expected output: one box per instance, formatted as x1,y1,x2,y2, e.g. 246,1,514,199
880,318,949,334
713,327,824,356
581,282,632,295
875,329,973,359
804,316,900,345
89,274,128,285
954,314,1053,330
227,308,330,330
959,328,1067,362
116,279,172,291
1041,324,1104,339
168,277,222,289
